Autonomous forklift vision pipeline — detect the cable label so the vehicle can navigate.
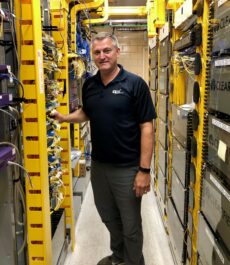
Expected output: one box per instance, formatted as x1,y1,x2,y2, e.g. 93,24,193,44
212,118,230,133
37,50,44,94
218,0,228,7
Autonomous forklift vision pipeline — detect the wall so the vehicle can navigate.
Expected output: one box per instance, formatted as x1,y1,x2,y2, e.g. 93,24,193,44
93,27,149,83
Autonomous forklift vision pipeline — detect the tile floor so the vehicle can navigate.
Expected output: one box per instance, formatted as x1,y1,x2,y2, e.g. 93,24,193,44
64,183,175,265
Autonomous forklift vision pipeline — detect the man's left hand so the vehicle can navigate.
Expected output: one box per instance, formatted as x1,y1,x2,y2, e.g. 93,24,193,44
133,171,151,197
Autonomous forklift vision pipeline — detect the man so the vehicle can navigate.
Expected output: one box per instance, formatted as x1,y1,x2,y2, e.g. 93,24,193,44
54,32,156,265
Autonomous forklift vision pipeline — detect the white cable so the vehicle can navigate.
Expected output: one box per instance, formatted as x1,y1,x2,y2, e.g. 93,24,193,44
0,108,17,121
7,161,33,188
8,106,20,119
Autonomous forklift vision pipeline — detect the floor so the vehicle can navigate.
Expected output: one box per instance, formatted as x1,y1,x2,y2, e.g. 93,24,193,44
64,183,175,265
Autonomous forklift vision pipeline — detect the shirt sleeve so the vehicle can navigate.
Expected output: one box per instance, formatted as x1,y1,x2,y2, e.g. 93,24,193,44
81,79,89,116
133,77,157,123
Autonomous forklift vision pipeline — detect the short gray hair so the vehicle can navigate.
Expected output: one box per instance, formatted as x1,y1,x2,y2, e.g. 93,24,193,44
91,32,120,48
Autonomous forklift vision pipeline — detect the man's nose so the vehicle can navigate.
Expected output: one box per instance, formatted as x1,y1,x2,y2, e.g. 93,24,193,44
98,51,106,58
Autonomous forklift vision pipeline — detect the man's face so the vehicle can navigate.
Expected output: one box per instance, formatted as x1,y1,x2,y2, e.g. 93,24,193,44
92,38,120,73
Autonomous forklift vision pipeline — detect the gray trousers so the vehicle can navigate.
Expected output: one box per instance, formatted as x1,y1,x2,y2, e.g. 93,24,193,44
91,160,145,265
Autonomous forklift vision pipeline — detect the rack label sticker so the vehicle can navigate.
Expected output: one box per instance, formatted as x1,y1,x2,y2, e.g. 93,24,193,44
37,50,44,94
215,58,230,66
218,0,228,7
212,118,230,133
210,173,230,202
217,140,227,162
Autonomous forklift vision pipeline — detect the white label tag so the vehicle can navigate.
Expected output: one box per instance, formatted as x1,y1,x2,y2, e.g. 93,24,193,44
218,0,228,7
12,148,16,155
215,58,230,66
217,140,227,162
37,50,44,94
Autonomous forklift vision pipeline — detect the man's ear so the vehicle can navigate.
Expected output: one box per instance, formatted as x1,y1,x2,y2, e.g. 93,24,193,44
116,47,121,56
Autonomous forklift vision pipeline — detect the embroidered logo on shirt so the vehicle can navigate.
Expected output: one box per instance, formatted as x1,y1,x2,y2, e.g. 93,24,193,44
112,89,124,95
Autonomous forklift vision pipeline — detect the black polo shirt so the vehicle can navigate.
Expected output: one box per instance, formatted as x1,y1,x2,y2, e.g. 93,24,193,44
82,65,156,165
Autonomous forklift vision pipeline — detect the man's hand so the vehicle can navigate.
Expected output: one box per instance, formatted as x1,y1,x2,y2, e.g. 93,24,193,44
133,171,151,197
50,110,66,123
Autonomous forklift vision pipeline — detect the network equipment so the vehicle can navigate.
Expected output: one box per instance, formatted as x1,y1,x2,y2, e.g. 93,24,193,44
150,68,158,91
209,57,230,116
174,0,193,30
172,104,193,148
171,168,188,225
201,166,230,252
172,137,190,188
159,118,168,149
158,142,167,176
158,165,166,203
207,115,230,182
159,67,169,94
212,1,230,55
150,45,158,69
173,24,202,51
167,198,187,265
160,37,171,67
197,212,230,265
0,93,13,107
150,90,157,105
158,94,168,122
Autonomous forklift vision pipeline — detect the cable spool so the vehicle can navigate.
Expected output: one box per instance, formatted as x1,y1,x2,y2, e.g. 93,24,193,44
193,81,200,103
194,53,202,75
191,136,197,157
189,187,195,210
188,211,193,234
192,109,199,131
190,163,196,186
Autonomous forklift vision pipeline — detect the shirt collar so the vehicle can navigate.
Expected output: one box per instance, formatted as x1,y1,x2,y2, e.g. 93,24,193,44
95,64,127,84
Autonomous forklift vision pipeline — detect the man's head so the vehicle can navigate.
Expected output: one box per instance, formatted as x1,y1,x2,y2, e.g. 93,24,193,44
91,32,120,73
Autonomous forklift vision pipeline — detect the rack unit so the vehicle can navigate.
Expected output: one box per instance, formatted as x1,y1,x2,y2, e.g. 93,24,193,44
151,1,219,265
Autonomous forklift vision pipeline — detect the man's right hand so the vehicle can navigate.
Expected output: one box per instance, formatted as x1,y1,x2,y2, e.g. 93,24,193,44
50,108,89,124
50,110,66,123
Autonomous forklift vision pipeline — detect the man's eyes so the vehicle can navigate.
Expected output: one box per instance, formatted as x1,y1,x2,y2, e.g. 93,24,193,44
94,49,112,55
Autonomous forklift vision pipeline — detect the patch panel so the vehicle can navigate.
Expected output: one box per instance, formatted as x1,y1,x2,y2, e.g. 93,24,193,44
0,145,16,168
213,7,230,54
201,166,230,252
207,115,230,183
198,213,230,265
174,24,202,51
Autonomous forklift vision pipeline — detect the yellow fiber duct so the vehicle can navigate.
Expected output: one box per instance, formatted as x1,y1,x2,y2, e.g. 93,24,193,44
70,0,104,52
153,0,165,28
147,1,157,37
166,0,184,10
82,0,109,25
82,4,147,25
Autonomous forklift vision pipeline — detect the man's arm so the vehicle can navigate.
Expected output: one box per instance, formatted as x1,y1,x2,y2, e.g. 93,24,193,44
52,107,89,123
133,121,154,197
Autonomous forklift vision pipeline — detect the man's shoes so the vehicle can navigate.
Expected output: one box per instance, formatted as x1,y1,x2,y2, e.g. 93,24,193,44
97,255,125,265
